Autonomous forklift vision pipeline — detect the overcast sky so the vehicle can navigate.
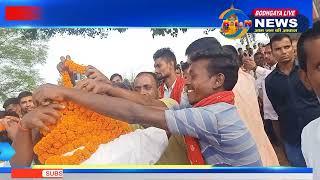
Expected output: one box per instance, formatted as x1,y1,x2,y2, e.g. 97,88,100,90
38,29,269,84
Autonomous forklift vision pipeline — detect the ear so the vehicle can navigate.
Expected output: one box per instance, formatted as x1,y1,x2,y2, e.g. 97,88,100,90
211,73,225,90
299,69,313,90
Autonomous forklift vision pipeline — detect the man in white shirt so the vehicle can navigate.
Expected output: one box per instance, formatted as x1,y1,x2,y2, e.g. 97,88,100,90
243,43,280,142
299,21,320,179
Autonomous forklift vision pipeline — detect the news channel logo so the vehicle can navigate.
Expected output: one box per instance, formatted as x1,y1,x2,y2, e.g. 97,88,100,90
0,142,15,162
219,8,252,39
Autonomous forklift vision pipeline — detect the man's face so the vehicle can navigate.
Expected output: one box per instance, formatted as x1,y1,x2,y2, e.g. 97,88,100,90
254,54,265,67
186,60,216,105
5,104,21,116
111,76,122,84
271,37,294,63
301,38,320,97
20,96,35,114
133,74,159,99
264,45,276,66
154,58,174,80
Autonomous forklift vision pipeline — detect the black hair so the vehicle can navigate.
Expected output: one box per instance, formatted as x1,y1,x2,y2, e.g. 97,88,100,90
110,73,123,81
114,82,131,90
153,48,177,68
0,111,6,119
237,47,243,51
176,64,181,71
185,37,222,57
18,91,32,102
189,50,239,91
0,111,19,119
223,45,241,66
263,43,271,47
270,34,292,49
3,98,19,109
181,62,190,72
298,21,320,71
254,52,264,57
135,72,158,87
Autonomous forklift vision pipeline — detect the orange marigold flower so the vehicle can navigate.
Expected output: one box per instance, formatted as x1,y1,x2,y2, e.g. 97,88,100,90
34,59,132,164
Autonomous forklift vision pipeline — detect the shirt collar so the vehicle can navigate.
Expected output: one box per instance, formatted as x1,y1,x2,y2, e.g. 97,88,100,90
275,62,299,75
164,79,177,91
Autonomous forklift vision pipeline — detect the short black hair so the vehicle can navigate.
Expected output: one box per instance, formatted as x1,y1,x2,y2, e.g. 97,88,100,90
270,34,292,49
135,72,159,87
185,37,222,57
18,91,32,102
0,111,19,119
3,98,19,109
254,52,264,57
153,48,177,68
223,45,240,66
189,50,239,91
298,21,320,71
263,43,271,47
181,62,190,72
114,82,131,90
110,73,123,81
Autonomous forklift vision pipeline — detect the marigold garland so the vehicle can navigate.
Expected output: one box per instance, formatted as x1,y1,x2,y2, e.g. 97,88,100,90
34,59,132,165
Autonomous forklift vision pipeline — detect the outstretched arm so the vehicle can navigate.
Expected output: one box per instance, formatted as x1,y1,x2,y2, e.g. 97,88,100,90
10,104,64,167
10,128,34,167
34,84,169,131
75,79,167,107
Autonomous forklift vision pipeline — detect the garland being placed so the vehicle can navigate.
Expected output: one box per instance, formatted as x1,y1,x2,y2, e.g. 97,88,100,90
34,59,132,165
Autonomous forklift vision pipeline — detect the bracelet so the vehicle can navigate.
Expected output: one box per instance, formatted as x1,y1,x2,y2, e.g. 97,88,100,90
18,121,30,131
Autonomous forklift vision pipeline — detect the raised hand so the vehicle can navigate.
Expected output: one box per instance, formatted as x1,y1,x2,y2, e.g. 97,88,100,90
57,56,68,74
0,117,19,140
20,104,64,131
33,84,67,106
242,55,257,71
75,78,112,94
85,65,111,83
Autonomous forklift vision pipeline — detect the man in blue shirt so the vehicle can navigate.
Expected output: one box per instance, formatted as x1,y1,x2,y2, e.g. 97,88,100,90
265,34,320,167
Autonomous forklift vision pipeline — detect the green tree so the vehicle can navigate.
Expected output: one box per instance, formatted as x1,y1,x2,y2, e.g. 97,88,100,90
0,29,48,103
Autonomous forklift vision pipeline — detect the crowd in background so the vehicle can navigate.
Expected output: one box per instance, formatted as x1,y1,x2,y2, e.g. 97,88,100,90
1,20,320,178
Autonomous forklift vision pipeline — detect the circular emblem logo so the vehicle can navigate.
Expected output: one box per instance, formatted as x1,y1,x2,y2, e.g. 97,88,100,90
219,8,252,39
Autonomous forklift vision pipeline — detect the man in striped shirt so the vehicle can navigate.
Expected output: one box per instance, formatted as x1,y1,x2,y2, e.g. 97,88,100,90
31,37,262,166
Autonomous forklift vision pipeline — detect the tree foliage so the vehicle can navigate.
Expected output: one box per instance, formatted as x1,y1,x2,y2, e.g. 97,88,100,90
20,28,128,40
0,29,48,103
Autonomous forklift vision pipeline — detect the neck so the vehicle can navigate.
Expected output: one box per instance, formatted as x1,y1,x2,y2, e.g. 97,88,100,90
165,73,177,88
278,59,294,75
268,61,277,67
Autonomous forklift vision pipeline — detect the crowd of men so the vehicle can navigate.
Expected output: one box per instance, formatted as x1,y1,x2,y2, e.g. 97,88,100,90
1,20,320,177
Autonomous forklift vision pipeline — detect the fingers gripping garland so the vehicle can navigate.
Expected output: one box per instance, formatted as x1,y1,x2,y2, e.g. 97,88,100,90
33,60,132,164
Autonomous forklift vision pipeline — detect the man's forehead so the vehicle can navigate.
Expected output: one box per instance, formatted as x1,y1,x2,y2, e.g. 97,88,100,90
21,96,32,101
304,39,320,59
272,38,292,46
134,75,155,85
155,57,168,63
